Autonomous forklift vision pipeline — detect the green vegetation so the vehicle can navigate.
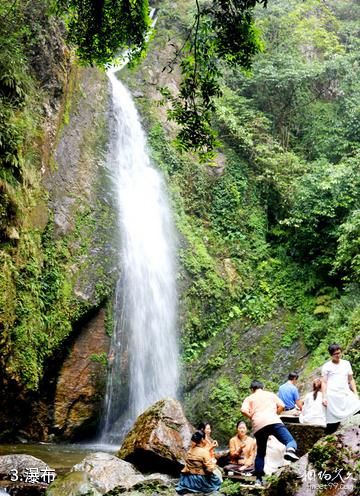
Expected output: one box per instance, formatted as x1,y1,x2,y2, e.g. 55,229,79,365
89,352,108,367
308,435,355,483
53,0,269,158
0,0,115,390
1,196,114,389
160,0,267,159
221,479,246,495
58,0,151,66
124,0,360,438
1,0,359,448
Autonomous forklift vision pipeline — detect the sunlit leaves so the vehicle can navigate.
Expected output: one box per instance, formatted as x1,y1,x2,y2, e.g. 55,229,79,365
58,0,151,66
161,0,267,160
334,210,360,281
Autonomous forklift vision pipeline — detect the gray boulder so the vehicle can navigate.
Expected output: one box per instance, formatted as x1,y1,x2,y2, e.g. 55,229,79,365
0,454,50,475
46,471,102,496
71,452,144,493
118,398,193,474
265,415,360,496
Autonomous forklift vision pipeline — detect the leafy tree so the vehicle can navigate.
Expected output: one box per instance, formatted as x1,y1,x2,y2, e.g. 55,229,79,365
230,0,360,161
161,0,267,159
281,154,360,274
58,0,151,65
58,0,268,158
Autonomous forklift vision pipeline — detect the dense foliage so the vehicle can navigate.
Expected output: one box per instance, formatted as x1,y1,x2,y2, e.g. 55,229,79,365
58,0,151,65
0,0,115,389
124,0,360,438
161,0,267,159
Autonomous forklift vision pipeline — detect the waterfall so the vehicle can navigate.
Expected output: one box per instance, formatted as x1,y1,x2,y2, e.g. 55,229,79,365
100,69,179,444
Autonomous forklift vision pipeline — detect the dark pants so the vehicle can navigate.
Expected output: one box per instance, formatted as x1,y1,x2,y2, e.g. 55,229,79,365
325,422,340,435
254,422,297,479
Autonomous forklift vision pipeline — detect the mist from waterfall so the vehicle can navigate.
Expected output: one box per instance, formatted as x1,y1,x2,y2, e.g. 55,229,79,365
100,69,179,444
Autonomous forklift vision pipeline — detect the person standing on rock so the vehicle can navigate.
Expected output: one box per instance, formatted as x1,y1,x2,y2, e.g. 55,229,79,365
321,343,360,434
175,430,222,494
241,380,299,486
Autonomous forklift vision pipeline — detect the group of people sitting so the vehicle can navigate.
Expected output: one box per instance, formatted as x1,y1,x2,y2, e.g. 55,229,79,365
176,343,360,493
278,343,359,434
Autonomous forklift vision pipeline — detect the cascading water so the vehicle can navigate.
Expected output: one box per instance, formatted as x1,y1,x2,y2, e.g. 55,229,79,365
100,69,179,444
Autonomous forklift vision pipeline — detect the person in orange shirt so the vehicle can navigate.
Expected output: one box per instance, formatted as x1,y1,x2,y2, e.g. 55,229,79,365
176,430,222,494
241,380,299,486
224,421,256,474
197,422,218,461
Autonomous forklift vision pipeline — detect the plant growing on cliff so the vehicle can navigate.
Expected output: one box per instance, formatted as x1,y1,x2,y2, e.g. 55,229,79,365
58,0,268,158
308,435,354,484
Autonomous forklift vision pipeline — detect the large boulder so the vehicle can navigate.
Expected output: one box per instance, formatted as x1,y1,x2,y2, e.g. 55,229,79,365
265,415,360,496
71,452,144,493
0,454,53,480
282,422,326,457
0,454,54,496
46,453,175,496
45,471,102,496
118,398,194,474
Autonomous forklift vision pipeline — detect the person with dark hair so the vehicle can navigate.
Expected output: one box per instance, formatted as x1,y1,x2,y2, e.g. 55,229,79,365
197,421,218,460
299,378,326,427
241,380,299,486
176,430,222,494
224,421,256,474
321,343,360,434
278,372,303,415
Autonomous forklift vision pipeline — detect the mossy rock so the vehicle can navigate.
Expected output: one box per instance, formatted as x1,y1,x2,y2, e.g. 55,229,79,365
46,471,102,496
118,399,193,475
104,478,175,496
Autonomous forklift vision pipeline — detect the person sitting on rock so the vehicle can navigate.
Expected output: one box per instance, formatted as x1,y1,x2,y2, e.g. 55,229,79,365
197,421,218,461
299,378,326,427
176,430,222,494
224,421,256,474
278,372,303,415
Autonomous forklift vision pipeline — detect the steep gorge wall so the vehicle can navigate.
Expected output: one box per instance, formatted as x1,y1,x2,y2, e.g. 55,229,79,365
118,0,310,443
1,0,358,445
0,3,117,441
119,0,360,443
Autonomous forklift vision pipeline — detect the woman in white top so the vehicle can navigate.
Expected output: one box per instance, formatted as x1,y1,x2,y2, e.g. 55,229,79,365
299,378,326,427
321,343,360,432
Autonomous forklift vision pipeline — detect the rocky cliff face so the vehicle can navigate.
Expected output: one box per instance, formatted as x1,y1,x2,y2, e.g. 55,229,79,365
0,6,118,441
118,1,312,443
53,308,110,440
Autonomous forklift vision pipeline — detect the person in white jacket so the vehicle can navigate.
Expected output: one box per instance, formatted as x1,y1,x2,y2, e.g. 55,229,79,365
299,378,326,427
321,343,360,434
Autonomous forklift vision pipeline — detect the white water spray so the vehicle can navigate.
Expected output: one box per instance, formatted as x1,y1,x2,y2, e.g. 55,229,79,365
101,69,179,443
